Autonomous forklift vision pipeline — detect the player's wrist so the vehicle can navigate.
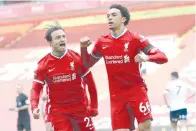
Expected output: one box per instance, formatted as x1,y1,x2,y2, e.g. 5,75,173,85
146,55,151,61
81,46,88,49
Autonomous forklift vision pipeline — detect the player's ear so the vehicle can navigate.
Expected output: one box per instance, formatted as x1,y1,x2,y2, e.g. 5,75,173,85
121,17,126,24
49,41,52,47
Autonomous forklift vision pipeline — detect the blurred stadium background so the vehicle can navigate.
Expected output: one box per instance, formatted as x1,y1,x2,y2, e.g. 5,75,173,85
0,0,195,131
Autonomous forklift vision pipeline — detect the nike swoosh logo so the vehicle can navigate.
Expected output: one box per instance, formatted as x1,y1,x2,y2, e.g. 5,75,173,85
48,68,55,72
102,46,108,49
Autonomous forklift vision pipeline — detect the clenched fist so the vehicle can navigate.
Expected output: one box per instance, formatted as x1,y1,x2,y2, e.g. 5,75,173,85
80,36,92,47
32,108,40,119
134,51,149,63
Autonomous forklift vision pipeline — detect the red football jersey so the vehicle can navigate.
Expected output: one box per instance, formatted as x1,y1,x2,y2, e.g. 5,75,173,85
91,29,153,95
33,49,89,115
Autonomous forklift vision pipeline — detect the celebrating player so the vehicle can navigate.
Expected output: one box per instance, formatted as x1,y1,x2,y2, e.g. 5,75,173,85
80,4,168,131
30,23,98,131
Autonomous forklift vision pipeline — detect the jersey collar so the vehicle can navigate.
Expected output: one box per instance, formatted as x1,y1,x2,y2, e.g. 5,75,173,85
51,49,68,59
111,28,127,39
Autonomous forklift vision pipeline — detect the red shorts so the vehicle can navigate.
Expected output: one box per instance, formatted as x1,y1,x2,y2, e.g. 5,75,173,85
50,113,95,131
111,86,152,130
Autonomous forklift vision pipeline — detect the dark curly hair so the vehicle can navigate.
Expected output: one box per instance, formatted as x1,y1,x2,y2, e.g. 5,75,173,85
110,4,130,26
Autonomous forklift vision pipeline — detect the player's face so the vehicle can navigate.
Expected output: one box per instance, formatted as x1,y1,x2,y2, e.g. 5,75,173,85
107,8,126,30
16,85,23,94
50,29,67,53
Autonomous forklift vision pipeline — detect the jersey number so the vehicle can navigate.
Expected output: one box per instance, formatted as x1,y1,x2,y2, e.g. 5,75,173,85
84,117,94,130
176,86,182,95
139,102,151,115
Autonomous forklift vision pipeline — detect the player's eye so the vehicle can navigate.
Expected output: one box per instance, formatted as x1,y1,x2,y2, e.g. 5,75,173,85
112,13,116,17
55,36,61,39
107,14,110,18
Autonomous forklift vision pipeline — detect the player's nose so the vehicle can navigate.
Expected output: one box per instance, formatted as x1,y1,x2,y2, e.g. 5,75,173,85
60,37,66,42
108,17,112,21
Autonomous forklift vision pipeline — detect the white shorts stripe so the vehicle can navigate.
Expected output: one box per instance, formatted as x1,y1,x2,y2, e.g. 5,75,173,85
33,79,44,85
81,69,91,78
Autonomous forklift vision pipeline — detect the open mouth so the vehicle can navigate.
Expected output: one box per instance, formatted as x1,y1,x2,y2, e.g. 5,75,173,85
108,22,113,25
60,43,65,46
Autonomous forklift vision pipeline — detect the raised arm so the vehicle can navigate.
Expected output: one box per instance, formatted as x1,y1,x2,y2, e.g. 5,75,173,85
80,37,102,68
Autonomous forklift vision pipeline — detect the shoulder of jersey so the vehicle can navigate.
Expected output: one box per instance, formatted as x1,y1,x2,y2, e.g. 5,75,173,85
132,32,147,41
130,31,140,39
37,53,50,65
68,49,81,61
97,33,111,42
68,49,80,56
99,33,111,39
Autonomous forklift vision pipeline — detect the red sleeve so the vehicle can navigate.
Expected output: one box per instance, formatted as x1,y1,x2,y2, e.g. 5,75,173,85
81,39,102,68
147,47,168,64
30,82,43,113
136,34,168,64
30,62,45,113
75,53,98,114
91,39,102,59
75,52,91,78
82,71,98,114
33,62,45,85
136,34,153,54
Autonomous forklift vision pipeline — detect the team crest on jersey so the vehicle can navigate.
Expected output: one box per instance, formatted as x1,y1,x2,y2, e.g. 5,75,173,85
70,61,75,70
124,42,129,52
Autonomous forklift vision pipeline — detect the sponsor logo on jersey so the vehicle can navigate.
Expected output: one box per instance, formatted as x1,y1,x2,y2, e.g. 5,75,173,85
51,73,76,83
124,55,130,63
104,55,130,64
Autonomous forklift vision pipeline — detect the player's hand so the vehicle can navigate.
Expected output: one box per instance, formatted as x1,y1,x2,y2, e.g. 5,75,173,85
134,51,149,63
32,108,40,119
41,94,48,101
80,36,92,47
89,109,98,117
87,106,98,117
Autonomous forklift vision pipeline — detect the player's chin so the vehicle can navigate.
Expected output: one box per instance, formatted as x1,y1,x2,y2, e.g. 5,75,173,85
108,25,114,30
58,47,66,52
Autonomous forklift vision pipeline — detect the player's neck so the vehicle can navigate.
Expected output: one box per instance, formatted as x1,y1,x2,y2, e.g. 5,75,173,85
52,50,65,58
111,25,126,37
